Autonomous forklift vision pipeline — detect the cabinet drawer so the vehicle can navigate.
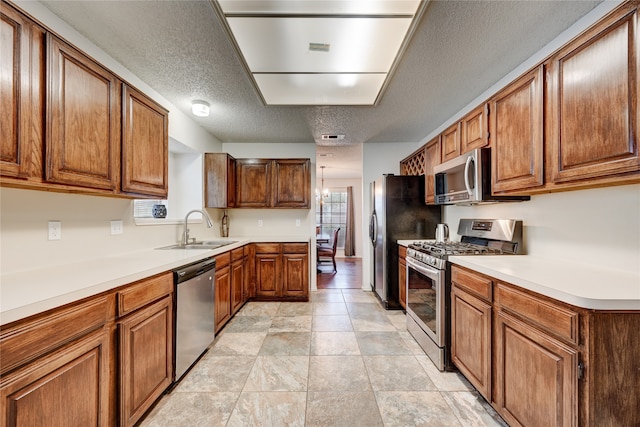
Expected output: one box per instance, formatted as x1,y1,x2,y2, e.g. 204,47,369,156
0,295,112,375
255,243,281,253
231,247,244,261
117,272,173,317
451,266,492,301
215,251,231,269
495,282,579,345
283,243,308,254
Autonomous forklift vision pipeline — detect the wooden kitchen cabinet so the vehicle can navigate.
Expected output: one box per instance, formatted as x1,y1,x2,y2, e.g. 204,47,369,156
121,84,168,198
424,136,441,204
398,245,407,309
450,267,493,400
230,247,245,315
255,242,309,301
494,309,578,427
460,104,489,154
214,251,232,333
46,33,121,192
490,66,545,194
441,122,461,162
0,2,43,181
236,158,272,208
118,296,173,427
235,158,311,208
451,264,640,427
0,295,114,427
282,243,309,299
117,272,173,427
243,243,256,300
205,153,236,208
546,0,640,189
272,159,311,208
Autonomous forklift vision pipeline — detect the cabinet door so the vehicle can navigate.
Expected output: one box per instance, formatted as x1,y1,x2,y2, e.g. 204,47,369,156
231,258,245,315
236,159,272,207
441,122,461,162
121,84,168,198
398,258,406,309
0,328,110,427
282,253,308,299
243,244,256,300
0,4,40,179
547,2,640,185
494,310,578,427
119,296,173,427
214,265,231,333
490,66,544,194
451,286,491,400
273,159,310,208
46,34,120,191
460,104,489,154
424,136,441,204
204,153,236,208
255,253,280,298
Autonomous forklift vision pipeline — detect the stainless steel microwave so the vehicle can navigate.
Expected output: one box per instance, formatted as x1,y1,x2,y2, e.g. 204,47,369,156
433,148,529,205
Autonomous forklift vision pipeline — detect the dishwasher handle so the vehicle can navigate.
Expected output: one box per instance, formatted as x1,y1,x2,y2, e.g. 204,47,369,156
174,257,216,284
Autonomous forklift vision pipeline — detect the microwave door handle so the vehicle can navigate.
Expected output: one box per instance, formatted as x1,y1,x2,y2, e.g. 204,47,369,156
463,155,474,196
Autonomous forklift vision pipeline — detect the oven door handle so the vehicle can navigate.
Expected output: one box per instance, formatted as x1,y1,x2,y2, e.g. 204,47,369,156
406,256,440,279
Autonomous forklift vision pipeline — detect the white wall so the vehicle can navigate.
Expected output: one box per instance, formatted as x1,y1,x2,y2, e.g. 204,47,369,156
443,184,640,274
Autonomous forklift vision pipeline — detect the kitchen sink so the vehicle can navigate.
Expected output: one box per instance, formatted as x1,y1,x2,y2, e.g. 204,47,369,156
156,240,238,250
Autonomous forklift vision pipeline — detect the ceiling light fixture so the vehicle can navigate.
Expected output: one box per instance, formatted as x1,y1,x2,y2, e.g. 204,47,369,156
191,100,210,117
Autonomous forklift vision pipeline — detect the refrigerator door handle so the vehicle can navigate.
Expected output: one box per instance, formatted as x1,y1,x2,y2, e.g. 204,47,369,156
371,212,378,246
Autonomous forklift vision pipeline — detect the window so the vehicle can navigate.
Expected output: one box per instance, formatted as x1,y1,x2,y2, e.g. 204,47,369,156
316,188,346,248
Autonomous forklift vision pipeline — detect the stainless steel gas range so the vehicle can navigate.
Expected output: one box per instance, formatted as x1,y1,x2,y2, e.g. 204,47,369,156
405,219,524,371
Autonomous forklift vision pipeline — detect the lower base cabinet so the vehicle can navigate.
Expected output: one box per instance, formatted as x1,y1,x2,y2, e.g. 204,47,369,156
450,265,640,427
118,296,173,427
255,243,309,301
494,310,578,427
0,328,111,427
398,246,406,309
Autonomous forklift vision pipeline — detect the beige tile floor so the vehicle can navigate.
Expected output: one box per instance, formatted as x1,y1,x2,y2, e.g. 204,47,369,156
140,289,508,427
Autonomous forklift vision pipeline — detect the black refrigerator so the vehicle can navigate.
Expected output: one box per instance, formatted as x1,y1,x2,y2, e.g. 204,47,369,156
369,174,441,309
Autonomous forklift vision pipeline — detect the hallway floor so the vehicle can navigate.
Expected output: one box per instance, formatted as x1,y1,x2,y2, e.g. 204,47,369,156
141,289,507,426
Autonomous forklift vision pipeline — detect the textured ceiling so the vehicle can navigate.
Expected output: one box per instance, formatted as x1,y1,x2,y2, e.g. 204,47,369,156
38,0,602,178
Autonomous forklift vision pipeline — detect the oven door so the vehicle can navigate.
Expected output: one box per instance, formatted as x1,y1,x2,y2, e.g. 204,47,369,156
405,256,445,346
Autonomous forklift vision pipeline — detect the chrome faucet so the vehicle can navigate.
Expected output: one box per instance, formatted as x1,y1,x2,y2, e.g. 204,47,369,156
183,209,214,245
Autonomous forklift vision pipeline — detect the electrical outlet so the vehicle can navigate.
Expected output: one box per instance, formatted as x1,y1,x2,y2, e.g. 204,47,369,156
48,221,61,240
110,220,123,235
258,219,263,227
295,219,301,227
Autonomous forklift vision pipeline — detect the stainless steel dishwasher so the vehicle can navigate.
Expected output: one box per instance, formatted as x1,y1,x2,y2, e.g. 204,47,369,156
173,256,216,382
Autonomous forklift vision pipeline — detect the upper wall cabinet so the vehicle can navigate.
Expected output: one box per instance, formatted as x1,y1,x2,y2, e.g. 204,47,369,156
460,104,489,154
0,2,43,180
236,158,311,208
272,159,311,208
205,152,236,208
236,158,273,208
490,66,545,194
46,34,121,192
441,122,461,162
424,136,441,204
0,1,168,199
121,84,168,198
546,0,640,188
399,146,426,176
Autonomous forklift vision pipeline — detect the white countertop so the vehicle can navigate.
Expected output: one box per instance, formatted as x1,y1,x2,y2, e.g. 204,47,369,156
449,255,640,310
0,236,309,325
398,240,639,310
